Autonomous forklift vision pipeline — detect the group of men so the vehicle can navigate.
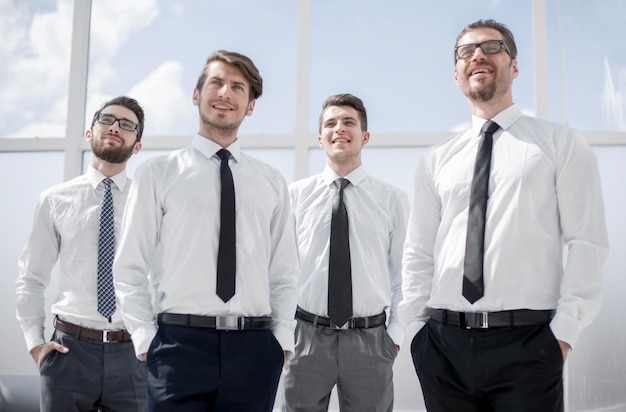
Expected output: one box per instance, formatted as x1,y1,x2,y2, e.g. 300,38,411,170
16,19,608,412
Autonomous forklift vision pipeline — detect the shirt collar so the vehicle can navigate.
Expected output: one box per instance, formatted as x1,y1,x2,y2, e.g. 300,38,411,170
192,134,241,162
470,104,523,137
322,164,367,188
86,166,128,191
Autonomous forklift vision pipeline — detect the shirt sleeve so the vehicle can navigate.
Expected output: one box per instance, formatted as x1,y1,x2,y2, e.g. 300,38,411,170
267,175,299,358
550,128,609,347
386,189,410,347
16,193,59,351
398,157,441,344
113,163,160,359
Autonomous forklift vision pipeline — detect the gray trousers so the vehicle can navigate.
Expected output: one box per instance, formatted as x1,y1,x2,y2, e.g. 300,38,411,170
282,320,397,412
39,329,147,412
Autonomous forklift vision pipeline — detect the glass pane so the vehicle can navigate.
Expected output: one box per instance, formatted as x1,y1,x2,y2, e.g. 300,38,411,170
0,152,64,374
547,1,626,130
309,0,533,134
86,0,297,138
0,1,73,138
567,146,626,411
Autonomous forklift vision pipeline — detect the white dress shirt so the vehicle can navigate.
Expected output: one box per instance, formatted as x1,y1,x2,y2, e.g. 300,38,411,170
289,165,410,345
113,135,299,358
16,167,130,351
399,104,609,348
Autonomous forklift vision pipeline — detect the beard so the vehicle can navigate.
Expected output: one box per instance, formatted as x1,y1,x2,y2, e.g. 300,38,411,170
199,110,244,132
91,137,136,164
468,80,497,102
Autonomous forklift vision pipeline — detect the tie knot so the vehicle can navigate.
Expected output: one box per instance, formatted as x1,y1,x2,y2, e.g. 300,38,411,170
336,178,350,191
481,120,500,136
102,178,112,190
217,149,231,161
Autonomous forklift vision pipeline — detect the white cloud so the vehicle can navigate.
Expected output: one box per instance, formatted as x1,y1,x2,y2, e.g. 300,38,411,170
0,0,73,138
1,0,161,138
127,60,195,136
602,57,625,131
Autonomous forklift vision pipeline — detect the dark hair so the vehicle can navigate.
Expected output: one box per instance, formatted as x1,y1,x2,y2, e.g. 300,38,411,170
92,96,145,141
318,93,368,134
455,19,518,61
195,50,263,101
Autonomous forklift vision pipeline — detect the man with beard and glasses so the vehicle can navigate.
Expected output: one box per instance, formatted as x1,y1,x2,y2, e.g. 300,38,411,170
112,50,298,411
400,19,609,412
16,96,146,411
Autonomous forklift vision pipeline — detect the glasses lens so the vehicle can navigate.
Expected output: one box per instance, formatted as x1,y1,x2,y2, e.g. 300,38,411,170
456,44,476,60
98,114,116,125
119,119,137,132
481,40,503,54
97,114,137,132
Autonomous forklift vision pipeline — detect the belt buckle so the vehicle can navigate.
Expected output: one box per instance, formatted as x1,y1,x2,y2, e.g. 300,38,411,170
329,319,352,330
102,330,111,343
465,312,489,329
478,312,489,329
216,316,240,330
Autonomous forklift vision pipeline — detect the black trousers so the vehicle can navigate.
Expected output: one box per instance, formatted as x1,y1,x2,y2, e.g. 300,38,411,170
411,320,564,412
147,324,284,412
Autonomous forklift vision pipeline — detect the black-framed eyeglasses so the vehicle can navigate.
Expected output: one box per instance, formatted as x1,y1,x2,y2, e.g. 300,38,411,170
454,40,511,61
94,113,138,133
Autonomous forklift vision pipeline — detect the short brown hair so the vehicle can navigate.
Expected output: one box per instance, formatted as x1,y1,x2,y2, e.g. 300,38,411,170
318,93,368,134
92,96,145,141
195,50,263,101
455,19,517,62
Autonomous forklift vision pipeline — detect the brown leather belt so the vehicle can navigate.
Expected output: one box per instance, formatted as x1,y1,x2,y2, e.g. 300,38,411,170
54,317,131,343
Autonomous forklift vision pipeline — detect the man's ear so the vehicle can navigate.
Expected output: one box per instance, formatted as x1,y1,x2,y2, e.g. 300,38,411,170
246,99,256,116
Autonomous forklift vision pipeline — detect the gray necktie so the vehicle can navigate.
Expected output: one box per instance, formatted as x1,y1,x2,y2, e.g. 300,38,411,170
328,178,353,327
462,120,501,303
97,178,116,319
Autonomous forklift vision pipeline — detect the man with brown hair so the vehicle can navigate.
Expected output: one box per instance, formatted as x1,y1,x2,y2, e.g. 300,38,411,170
113,50,298,411
283,93,409,412
400,19,608,411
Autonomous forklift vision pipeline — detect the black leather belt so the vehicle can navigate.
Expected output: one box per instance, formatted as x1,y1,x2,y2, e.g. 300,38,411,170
296,307,386,330
428,308,555,329
54,317,131,343
157,313,273,330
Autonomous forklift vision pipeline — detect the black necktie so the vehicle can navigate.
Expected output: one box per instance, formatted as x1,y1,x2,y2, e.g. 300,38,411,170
328,178,353,327
97,178,116,320
462,120,500,304
216,149,236,302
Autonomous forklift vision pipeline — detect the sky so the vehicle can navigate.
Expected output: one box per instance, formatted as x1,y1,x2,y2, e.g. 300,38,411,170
1,0,625,139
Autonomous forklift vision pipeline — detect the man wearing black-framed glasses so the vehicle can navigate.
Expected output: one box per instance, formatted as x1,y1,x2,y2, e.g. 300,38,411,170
400,19,608,412
16,96,147,411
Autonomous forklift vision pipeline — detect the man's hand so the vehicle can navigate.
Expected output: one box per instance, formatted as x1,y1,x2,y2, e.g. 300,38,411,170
558,340,571,362
29,342,69,367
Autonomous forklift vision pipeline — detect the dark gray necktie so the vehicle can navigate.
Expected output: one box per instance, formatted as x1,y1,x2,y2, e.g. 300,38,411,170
216,149,236,302
97,178,116,319
462,120,500,304
328,178,353,327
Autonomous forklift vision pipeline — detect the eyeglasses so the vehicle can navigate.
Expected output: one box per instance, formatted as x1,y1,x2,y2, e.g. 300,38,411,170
95,113,138,133
454,40,511,61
